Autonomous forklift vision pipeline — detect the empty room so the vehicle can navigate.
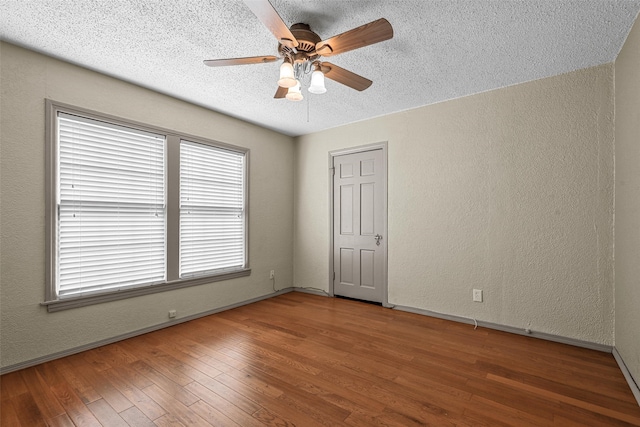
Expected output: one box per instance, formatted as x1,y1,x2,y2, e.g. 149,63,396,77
1,0,640,425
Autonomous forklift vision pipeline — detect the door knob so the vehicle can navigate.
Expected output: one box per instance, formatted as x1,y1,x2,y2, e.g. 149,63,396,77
374,234,383,246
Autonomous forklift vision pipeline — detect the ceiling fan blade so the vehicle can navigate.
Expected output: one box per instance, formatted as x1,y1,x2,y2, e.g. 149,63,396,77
315,18,393,57
243,0,299,48
203,56,278,67
274,86,287,99
320,62,372,91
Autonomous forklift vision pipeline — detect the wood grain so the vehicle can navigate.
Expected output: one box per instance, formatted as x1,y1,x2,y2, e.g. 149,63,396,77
203,56,278,67
315,18,393,57
242,0,298,48
2,293,639,426
320,62,373,91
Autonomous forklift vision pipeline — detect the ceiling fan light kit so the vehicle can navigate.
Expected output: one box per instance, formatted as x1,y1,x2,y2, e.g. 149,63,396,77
277,59,297,88
285,81,304,101
308,69,327,94
204,0,393,101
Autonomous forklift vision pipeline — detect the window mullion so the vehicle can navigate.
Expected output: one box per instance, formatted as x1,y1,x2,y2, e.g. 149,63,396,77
166,135,181,282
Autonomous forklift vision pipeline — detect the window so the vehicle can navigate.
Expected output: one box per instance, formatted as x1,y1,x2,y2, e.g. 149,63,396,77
45,101,249,311
180,141,245,277
56,113,166,297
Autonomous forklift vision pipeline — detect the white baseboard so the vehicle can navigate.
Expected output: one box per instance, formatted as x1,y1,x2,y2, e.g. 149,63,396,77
0,287,294,375
392,304,613,353
613,347,640,407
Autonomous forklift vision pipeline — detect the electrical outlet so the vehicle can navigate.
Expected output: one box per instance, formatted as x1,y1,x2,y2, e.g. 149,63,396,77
473,289,483,302
168,310,176,318
269,270,275,279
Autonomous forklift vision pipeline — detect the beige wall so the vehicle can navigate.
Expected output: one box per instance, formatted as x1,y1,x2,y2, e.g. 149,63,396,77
0,42,295,369
295,65,615,345
615,16,640,384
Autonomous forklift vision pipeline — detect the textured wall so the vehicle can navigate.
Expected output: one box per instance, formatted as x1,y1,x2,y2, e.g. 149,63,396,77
294,65,615,345
0,42,294,369
615,16,640,384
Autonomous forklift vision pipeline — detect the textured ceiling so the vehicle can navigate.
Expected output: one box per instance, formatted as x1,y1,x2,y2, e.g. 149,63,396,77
1,1,639,136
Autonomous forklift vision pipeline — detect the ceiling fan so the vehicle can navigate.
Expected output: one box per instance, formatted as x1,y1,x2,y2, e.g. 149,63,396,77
204,0,393,101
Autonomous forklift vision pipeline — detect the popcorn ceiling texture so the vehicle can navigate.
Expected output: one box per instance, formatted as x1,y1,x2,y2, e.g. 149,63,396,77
0,0,638,136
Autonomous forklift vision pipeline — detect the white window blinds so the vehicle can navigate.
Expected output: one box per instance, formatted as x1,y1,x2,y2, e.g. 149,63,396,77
57,113,166,297
180,140,245,277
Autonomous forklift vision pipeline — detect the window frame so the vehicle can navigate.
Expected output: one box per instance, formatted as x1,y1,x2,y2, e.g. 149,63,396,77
44,100,250,312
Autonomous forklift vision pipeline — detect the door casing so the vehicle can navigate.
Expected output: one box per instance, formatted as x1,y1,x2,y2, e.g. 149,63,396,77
328,142,389,307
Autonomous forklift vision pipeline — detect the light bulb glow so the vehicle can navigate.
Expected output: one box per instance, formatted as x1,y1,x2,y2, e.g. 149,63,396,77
286,81,303,101
308,70,327,94
278,61,296,88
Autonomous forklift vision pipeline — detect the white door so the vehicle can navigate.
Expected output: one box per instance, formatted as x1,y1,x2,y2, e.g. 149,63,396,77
333,148,386,303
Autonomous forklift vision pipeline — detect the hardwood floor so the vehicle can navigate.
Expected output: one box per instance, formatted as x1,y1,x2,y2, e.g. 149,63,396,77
2,292,639,426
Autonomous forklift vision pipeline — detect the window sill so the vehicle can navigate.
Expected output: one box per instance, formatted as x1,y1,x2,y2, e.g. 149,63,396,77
41,268,251,312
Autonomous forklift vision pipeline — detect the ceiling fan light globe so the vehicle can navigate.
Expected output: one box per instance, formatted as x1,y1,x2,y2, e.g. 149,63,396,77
308,70,327,94
278,62,297,88
286,92,303,101
286,81,304,101
278,77,297,88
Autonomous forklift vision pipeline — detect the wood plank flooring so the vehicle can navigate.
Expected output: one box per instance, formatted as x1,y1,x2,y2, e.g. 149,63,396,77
2,292,639,426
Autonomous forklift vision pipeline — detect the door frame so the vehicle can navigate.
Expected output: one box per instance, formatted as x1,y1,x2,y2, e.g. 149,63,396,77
328,142,389,307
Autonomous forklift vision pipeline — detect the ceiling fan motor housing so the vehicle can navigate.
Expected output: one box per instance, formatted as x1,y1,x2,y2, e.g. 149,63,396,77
279,23,321,63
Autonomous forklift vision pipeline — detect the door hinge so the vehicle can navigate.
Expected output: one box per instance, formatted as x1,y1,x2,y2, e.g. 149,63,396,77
330,167,335,176
333,272,336,281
